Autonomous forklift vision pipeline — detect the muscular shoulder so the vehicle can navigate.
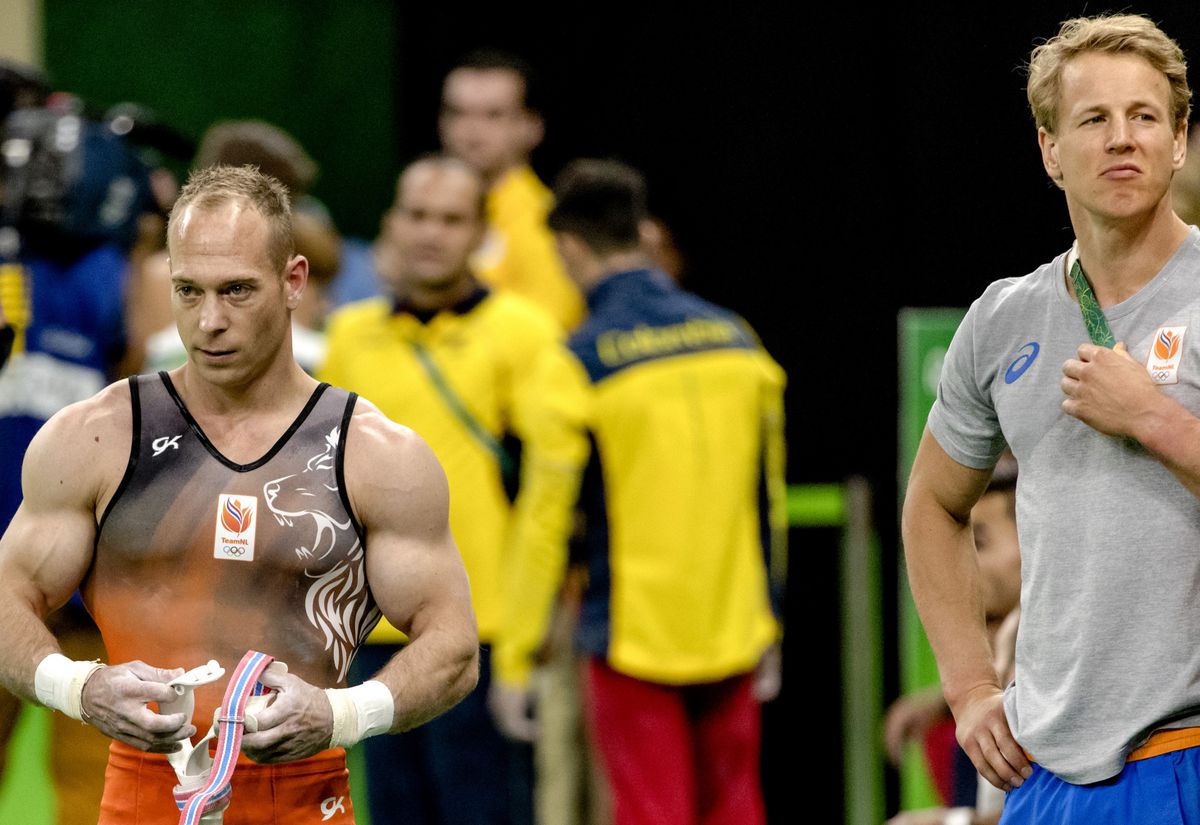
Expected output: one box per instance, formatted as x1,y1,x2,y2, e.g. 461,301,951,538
341,397,449,534
23,379,131,512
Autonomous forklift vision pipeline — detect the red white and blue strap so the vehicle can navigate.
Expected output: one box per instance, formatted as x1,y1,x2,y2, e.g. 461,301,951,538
177,650,275,825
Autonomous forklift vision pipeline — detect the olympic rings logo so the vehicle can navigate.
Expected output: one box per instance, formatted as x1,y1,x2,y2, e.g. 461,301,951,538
221,545,247,557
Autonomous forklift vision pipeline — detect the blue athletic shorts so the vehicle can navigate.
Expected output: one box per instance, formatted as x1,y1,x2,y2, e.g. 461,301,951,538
1000,747,1200,824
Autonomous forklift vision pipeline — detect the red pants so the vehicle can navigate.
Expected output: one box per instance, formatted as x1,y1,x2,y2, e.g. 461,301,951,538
98,741,355,824
585,658,765,825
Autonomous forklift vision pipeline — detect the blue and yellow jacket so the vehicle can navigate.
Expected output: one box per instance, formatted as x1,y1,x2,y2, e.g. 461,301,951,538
496,268,787,687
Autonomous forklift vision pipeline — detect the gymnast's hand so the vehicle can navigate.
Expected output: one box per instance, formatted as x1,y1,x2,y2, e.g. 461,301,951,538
239,667,334,764
81,660,196,753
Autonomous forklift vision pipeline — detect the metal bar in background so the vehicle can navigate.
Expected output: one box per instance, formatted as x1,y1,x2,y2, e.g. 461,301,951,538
840,477,883,825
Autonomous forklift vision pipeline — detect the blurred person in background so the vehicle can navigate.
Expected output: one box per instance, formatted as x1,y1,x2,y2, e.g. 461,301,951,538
1170,127,1200,226
440,49,583,331
130,120,342,374
320,154,562,825
442,49,606,824
0,84,154,824
886,454,1020,825
491,159,787,825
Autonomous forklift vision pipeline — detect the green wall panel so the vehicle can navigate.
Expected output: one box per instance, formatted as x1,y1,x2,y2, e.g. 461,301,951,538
43,1,399,239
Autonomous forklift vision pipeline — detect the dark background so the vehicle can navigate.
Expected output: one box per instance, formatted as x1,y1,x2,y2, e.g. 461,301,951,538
39,3,1200,819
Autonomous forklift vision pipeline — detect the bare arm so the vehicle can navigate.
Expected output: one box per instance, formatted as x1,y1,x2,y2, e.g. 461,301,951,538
0,411,99,698
0,385,192,751
349,401,480,729
1062,342,1200,497
901,429,1029,790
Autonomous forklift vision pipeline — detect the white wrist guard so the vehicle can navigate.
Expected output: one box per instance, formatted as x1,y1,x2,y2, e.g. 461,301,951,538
34,653,105,722
325,680,393,748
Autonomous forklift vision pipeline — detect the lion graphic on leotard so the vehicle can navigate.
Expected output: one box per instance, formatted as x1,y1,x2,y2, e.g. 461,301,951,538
263,427,380,681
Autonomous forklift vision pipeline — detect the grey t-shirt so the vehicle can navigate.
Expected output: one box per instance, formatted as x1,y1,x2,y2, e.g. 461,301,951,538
928,226,1200,784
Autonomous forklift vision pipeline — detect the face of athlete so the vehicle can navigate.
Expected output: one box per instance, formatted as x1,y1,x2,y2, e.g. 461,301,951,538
383,163,485,300
971,490,1021,622
168,200,307,390
439,68,542,181
1039,51,1187,225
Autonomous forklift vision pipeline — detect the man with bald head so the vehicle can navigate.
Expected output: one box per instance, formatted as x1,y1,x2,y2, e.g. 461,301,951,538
0,164,479,824
321,155,561,824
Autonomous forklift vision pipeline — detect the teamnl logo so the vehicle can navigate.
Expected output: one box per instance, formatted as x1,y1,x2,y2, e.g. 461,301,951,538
1147,326,1186,385
214,494,257,562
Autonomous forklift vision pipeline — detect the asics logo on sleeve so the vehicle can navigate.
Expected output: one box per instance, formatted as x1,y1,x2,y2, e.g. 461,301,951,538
151,434,182,456
1004,342,1040,384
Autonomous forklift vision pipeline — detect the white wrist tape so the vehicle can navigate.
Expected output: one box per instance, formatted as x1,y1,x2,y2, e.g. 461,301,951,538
34,653,105,722
324,680,394,748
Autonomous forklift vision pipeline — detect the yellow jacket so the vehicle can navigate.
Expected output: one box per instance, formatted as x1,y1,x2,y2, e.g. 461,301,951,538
319,287,562,643
472,165,584,331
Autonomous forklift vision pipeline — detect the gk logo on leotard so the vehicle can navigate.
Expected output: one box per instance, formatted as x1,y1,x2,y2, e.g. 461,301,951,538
151,434,181,457
320,796,346,821
1004,342,1040,384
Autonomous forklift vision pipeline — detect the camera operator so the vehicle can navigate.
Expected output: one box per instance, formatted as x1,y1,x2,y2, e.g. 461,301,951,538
0,84,155,825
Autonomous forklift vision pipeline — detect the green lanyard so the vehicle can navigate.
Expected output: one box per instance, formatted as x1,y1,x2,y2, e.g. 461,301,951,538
1069,257,1116,348
409,339,517,482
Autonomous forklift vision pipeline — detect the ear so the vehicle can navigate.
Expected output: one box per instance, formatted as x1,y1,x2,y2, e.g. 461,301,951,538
1038,126,1065,190
522,111,545,153
283,255,309,311
468,218,488,256
1173,121,1189,171
554,231,582,262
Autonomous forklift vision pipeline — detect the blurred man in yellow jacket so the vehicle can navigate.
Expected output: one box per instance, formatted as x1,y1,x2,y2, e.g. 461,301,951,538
440,50,584,331
320,156,560,825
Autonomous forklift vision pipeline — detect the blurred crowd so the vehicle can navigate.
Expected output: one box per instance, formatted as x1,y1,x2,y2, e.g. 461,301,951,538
0,48,784,825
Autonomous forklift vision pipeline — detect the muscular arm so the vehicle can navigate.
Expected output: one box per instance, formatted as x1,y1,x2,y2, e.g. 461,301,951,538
349,401,480,730
0,411,98,698
1062,342,1200,498
0,385,191,751
901,430,1029,790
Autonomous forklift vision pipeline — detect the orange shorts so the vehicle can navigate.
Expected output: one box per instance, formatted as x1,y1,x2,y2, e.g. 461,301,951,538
98,740,356,824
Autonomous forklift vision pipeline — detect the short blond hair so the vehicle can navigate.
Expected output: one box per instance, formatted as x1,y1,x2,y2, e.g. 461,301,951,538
168,164,294,270
1027,14,1191,134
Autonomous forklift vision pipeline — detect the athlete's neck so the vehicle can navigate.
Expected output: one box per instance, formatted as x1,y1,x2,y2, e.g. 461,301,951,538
1068,198,1190,308
173,343,316,422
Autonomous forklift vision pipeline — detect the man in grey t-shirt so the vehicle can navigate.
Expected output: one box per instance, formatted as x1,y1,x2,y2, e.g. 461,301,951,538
904,13,1200,822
